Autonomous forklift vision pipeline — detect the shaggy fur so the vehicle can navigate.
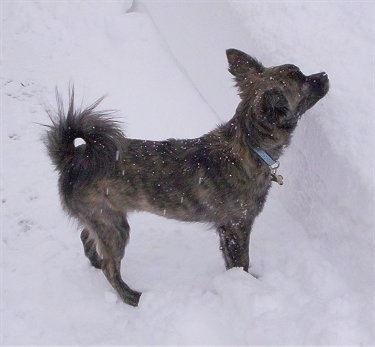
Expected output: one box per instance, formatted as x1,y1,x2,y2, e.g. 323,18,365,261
45,49,329,306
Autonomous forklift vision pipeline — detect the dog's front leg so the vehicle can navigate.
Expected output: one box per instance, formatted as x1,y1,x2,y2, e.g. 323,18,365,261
218,225,251,272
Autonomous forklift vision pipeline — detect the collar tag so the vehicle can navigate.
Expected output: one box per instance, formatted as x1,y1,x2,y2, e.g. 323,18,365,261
251,147,284,185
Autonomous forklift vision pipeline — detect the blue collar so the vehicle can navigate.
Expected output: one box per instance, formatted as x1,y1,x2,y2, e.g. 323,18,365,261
251,147,278,167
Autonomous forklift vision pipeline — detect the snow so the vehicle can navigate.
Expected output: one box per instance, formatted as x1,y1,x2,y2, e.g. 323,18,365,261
1,0,374,345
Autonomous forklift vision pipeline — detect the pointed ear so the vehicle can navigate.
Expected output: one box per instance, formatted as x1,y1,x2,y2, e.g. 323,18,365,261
226,49,264,76
260,88,289,125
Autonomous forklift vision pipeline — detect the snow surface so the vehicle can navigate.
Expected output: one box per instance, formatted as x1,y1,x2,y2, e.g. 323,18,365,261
1,0,374,345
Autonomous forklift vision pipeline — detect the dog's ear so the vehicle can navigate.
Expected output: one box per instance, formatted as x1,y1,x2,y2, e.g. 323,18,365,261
226,49,264,77
260,88,289,125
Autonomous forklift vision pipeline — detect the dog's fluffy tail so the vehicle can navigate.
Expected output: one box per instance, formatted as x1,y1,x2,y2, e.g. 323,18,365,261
45,88,124,182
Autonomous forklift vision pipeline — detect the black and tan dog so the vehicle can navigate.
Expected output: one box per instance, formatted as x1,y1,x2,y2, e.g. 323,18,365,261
45,49,329,306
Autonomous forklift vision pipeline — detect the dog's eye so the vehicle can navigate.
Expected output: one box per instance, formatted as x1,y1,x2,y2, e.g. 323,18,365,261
280,65,305,82
289,70,306,83
286,64,298,71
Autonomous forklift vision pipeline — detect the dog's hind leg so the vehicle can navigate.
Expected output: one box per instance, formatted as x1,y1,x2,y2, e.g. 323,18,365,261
218,224,251,272
88,214,141,306
80,228,102,269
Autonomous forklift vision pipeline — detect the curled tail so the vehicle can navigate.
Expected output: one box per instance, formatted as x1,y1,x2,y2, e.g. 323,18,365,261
45,88,125,190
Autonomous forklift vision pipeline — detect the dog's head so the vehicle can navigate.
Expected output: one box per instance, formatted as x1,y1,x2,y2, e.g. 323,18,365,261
226,49,329,133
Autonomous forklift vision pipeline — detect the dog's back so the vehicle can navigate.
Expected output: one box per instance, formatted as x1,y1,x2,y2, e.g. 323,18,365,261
46,91,269,226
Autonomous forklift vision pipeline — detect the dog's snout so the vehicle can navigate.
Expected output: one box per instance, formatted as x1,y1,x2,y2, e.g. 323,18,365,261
307,72,329,97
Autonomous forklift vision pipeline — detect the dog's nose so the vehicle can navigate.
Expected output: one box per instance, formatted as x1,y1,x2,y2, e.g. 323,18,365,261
307,72,329,97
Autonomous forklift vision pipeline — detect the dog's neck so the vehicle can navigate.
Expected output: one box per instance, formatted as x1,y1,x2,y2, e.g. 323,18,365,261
219,102,290,161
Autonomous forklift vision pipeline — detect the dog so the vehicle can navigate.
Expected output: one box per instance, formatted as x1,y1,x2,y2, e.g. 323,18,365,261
45,49,329,306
